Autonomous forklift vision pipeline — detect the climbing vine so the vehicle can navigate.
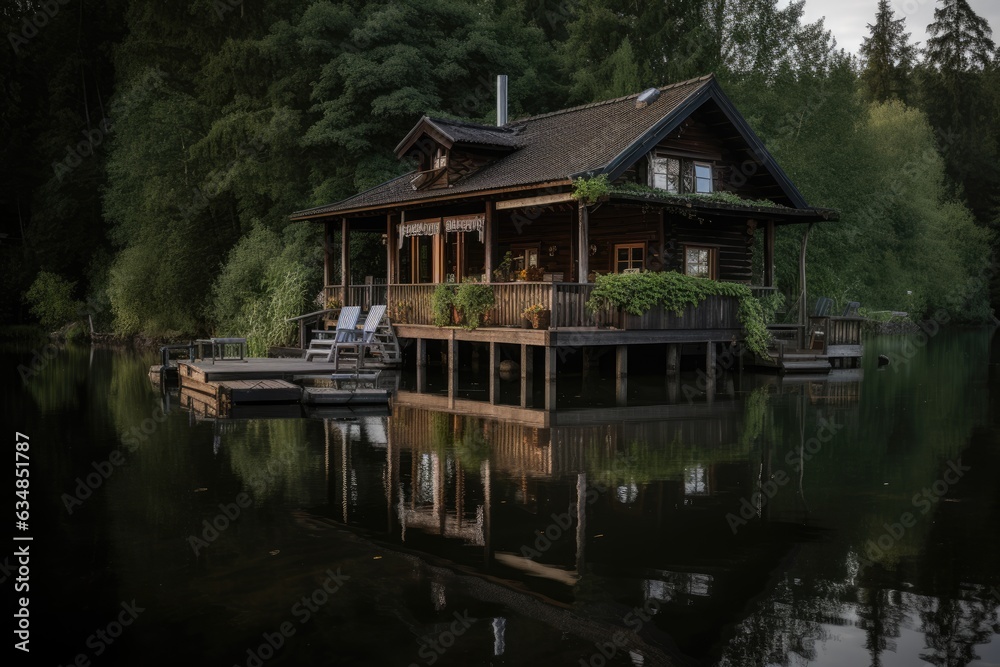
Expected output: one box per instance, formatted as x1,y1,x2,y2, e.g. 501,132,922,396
571,174,611,205
585,271,771,357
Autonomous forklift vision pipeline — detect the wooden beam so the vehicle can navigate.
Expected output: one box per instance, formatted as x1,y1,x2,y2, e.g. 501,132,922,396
447,335,458,409
489,342,500,405
705,342,716,404
798,223,813,348
543,346,557,410
416,338,427,393
520,345,534,408
496,193,575,210
340,217,350,304
484,202,495,281
324,220,334,288
386,213,398,285
615,345,628,407
666,344,679,377
577,202,589,283
764,220,775,287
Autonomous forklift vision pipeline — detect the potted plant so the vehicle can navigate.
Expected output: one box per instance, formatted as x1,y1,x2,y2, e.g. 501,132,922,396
454,281,496,330
522,303,551,330
431,284,456,327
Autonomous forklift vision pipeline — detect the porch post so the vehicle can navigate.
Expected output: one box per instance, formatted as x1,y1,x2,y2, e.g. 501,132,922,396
576,202,589,283
324,219,335,292
340,217,350,306
520,345,534,408
764,220,775,287
386,213,398,285
484,202,495,281
798,223,813,348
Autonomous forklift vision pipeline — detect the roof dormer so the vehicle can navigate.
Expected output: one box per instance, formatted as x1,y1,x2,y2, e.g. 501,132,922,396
395,116,521,190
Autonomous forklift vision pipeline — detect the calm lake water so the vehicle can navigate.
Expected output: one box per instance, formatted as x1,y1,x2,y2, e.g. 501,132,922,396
3,329,999,666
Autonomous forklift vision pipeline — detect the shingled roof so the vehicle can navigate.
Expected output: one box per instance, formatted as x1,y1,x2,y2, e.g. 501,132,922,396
291,74,811,219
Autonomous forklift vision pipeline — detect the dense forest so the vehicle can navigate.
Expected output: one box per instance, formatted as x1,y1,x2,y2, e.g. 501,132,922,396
1,0,998,341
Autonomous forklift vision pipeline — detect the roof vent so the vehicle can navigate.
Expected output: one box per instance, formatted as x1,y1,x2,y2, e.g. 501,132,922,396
635,88,661,109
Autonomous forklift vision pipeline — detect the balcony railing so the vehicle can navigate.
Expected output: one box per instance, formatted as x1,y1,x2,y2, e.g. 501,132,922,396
379,283,740,330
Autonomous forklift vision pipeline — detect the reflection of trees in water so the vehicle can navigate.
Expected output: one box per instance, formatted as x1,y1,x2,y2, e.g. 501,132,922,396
917,595,997,667
857,587,908,667
719,577,839,666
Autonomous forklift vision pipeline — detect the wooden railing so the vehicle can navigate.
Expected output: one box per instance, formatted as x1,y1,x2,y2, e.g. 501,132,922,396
324,283,388,310
385,283,742,331
808,316,864,353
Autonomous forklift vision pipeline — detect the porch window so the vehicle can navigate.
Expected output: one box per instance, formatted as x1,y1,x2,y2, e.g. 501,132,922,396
684,245,717,279
614,243,645,273
650,156,680,193
694,163,713,193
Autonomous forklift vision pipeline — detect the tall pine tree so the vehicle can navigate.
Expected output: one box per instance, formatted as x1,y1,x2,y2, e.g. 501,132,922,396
859,0,917,102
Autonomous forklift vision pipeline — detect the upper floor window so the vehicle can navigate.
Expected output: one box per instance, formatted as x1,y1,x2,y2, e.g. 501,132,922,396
650,157,680,193
433,147,447,170
694,163,713,193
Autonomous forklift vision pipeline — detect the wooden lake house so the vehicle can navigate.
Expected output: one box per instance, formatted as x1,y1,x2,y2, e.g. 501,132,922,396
290,74,855,409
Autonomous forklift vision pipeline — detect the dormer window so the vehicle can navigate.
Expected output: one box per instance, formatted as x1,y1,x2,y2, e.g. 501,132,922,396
433,147,447,170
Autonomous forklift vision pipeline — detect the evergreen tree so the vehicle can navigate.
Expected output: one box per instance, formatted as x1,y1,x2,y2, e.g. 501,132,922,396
860,0,917,102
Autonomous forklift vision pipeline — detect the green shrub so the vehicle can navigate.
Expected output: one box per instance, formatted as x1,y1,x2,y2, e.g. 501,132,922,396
431,284,456,327
572,174,611,205
454,281,495,330
586,271,771,357
24,272,82,331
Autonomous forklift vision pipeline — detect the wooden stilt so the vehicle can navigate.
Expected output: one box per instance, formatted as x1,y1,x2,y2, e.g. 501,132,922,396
416,338,427,393
544,346,557,410
666,344,679,377
448,335,458,408
520,345,534,408
615,345,628,407
489,342,500,405
705,342,716,404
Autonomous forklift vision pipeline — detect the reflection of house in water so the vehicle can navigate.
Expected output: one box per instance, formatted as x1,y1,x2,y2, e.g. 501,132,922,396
318,380,864,659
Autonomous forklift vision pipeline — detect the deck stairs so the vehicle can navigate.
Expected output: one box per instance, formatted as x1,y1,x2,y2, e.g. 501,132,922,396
776,351,832,374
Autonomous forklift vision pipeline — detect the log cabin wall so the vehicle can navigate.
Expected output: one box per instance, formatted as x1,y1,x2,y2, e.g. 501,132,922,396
495,207,575,277
588,206,661,275
666,215,754,283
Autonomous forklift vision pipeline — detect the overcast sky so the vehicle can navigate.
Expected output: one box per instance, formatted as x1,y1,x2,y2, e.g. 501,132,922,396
781,0,1000,56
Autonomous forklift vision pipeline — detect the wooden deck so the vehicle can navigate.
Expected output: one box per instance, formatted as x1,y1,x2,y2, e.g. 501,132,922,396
174,359,392,417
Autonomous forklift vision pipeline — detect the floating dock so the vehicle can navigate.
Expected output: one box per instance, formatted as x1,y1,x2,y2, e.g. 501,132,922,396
171,359,392,417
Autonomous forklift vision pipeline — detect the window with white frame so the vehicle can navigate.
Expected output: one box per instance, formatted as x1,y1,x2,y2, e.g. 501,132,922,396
684,245,716,279
694,162,713,193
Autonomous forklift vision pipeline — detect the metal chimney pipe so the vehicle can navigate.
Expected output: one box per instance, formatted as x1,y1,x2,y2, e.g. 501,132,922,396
496,75,508,127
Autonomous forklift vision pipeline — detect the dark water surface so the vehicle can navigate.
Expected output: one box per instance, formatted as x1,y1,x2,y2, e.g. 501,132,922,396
2,330,999,666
